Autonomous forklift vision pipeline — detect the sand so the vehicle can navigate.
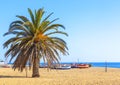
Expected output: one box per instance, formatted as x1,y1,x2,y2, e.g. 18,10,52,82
0,67,120,85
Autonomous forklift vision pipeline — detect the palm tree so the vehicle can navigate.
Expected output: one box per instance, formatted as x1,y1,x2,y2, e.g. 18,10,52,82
3,8,68,77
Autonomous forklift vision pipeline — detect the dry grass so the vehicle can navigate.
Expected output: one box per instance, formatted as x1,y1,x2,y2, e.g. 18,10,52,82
0,67,120,85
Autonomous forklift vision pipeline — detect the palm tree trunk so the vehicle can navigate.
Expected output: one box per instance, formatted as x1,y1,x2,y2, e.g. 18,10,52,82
32,56,40,77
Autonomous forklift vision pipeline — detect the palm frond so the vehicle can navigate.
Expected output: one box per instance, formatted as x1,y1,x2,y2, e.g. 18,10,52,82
16,15,29,22
43,24,65,33
35,8,44,28
42,12,53,22
45,31,68,36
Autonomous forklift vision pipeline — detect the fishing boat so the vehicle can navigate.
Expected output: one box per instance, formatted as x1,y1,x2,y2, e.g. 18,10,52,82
0,60,11,68
77,64,90,68
0,60,4,67
53,64,71,70
71,63,91,68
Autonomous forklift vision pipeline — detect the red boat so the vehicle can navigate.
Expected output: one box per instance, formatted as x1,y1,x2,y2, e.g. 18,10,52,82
77,64,90,68
71,63,91,68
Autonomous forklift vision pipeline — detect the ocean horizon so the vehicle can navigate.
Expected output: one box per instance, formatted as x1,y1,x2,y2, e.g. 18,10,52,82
59,62,120,68
8,62,120,68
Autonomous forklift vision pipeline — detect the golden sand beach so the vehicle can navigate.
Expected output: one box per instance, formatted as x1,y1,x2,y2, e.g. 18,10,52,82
0,67,120,85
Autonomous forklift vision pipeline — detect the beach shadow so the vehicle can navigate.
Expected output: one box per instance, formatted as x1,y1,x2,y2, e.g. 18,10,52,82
0,75,31,78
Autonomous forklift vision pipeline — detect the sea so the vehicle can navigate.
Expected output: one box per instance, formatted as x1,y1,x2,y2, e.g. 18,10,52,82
88,62,120,68
39,62,120,68
8,62,120,68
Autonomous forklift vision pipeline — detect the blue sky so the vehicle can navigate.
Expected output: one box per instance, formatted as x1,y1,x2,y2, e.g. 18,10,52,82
1,0,120,62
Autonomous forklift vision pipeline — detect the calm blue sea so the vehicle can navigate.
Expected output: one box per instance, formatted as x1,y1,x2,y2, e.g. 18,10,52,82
41,62,120,68
71,62,120,68
8,62,120,68
57,62,120,68
89,62,120,68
